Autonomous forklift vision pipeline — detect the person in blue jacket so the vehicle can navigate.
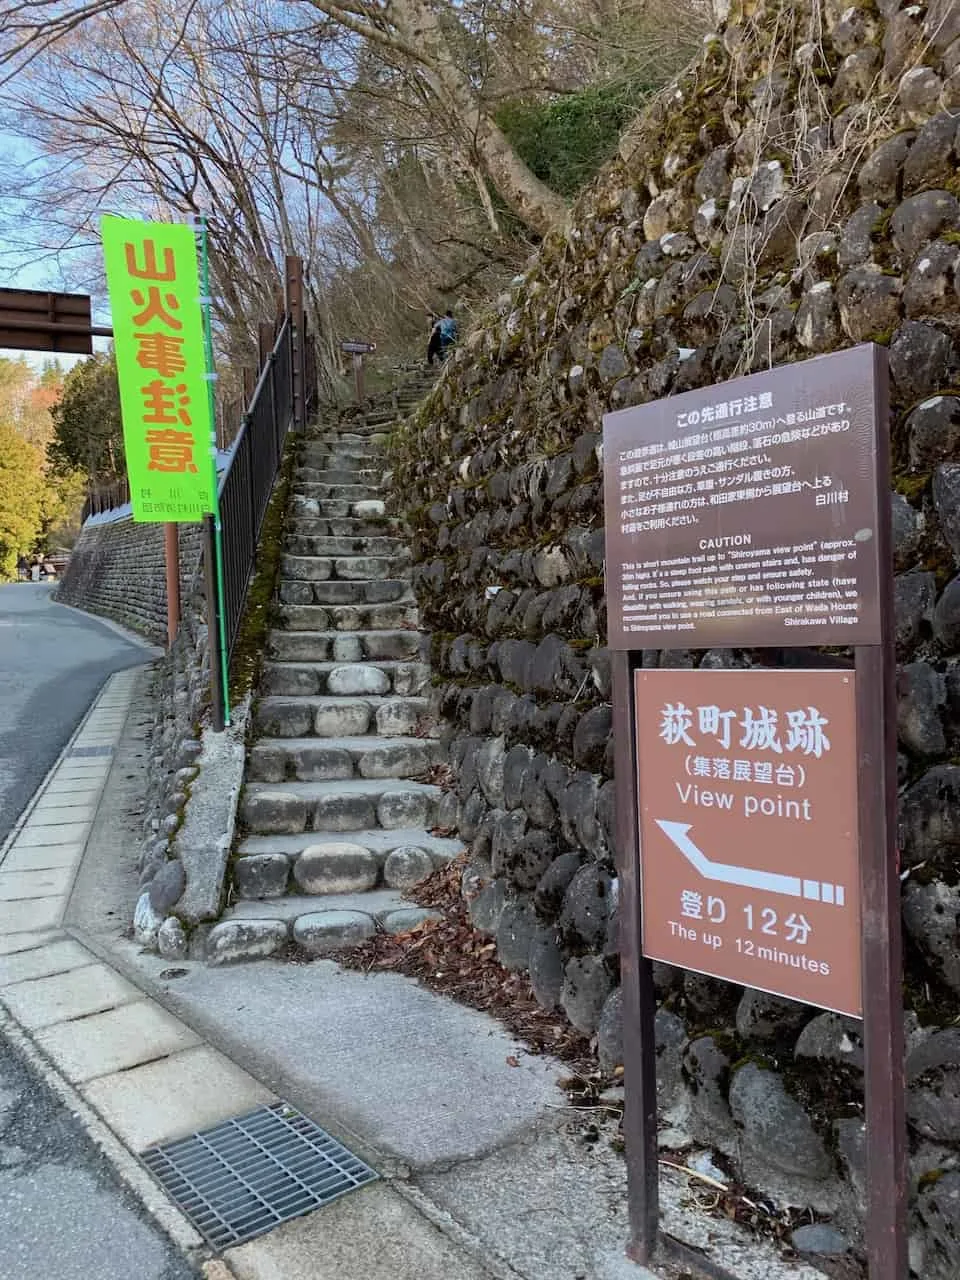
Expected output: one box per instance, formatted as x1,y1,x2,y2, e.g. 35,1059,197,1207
438,309,458,358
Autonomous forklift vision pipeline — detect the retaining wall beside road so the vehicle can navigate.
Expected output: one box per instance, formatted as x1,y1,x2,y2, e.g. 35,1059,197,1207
55,514,203,645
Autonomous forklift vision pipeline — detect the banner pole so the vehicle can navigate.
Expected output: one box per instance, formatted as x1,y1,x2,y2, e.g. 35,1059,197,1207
197,215,231,728
164,522,180,647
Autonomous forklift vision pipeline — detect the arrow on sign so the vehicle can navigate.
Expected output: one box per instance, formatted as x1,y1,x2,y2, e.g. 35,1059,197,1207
654,820,845,906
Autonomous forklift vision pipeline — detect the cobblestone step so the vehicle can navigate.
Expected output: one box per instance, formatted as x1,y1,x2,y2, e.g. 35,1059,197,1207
226,394,441,939
298,454,385,474
284,533,403,557
240,778,443,836
302,441,387,460
279,579,412,608
292,496,387,519
254,694,433,739
296,468,384,486
334,427,390,440
248,735,442,782
267,628,427,663
278,601,419,631
281,553,408,582
293,482,379,502
237,828,463,864
288,516,400,538
214,895,439,953
261,659,430,697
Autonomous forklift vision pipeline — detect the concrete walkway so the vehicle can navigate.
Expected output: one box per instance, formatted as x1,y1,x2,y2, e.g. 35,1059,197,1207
0,670,829,1280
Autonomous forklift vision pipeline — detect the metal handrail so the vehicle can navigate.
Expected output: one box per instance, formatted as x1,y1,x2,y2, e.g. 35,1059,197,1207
216,316,294,670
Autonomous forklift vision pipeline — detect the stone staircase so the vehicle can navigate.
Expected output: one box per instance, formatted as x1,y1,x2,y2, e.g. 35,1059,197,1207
214,374,464,963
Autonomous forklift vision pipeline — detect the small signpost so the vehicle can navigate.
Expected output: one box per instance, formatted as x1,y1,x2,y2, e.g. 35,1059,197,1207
340,339,376,405
605,344,904,1278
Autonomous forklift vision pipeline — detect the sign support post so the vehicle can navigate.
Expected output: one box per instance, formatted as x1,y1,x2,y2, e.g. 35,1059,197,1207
164,523,180,648
612,651,660,1265
856,362,907,1280
339,340,376,407
604,345,906,1278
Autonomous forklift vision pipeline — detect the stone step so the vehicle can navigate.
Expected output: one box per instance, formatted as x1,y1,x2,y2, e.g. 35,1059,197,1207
267,629,427,663
240,778,443,836
279,579,412,608
308,426,386,442
302,442,386,460
288,517,401,538
277,601,419,631
296,460,384,480
284,534,403,557
238,828,463,865
300,450,378,467
211,894,439,957
293,482,379,502
292,495,388,521
248,735,443,782
296,468,384,486
281,554,407,582
254,694,432,739
261,659,430,698
227,887,406,915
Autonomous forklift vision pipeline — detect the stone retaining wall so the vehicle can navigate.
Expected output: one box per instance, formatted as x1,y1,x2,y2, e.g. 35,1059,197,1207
394,0,960,1268
56,514,203,645
55,510,231,955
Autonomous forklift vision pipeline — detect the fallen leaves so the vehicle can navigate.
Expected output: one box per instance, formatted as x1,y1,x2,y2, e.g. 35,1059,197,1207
339,856,593,1069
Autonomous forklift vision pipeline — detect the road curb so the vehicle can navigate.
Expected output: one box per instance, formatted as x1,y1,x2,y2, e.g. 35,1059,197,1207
0,1005,207,1261
0,664,149,864
52,594,165,657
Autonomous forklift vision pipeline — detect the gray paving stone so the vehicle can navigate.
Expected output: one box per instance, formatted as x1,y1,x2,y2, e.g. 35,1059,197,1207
327,664,391,696
292,909,377,953
206,919,289,965
292,843,379,894
35,999,201,1082
383,846,436,890
1,963,140,1029
376,789,434,829
233,853,291,899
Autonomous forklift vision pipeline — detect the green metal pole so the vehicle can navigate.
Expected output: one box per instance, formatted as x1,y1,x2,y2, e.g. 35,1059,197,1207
197,215,231,728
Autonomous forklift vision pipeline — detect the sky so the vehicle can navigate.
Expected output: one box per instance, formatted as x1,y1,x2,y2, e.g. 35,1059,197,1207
0,130,112,371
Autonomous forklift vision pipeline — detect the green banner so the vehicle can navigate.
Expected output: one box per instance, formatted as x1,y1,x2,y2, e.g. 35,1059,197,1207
102,216,216,522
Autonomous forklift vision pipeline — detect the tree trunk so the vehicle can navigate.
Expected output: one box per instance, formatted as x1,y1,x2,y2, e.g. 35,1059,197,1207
310,0,568,236
386,0,568,235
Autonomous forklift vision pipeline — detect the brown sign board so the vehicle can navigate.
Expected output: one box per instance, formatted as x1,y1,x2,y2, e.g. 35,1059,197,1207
340,339,376,354
635,667,862,1017
603,344,887,650
0,287,94,355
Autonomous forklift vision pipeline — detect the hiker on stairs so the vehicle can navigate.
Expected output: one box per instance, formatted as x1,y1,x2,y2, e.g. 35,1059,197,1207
438,309,458,360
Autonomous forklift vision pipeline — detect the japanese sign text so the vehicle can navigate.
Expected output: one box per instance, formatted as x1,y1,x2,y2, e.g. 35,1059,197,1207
102,217,216,523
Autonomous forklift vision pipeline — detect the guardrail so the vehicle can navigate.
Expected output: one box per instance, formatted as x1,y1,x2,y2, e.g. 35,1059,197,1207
82,477,130,522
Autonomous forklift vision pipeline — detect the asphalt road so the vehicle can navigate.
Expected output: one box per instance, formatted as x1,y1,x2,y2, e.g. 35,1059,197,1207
0,584,149,844
0,1030,198,1280
0,585,195,1278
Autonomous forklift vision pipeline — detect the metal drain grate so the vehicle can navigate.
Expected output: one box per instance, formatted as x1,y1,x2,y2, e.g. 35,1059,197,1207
68,745,115,758
141,1102,378,1249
